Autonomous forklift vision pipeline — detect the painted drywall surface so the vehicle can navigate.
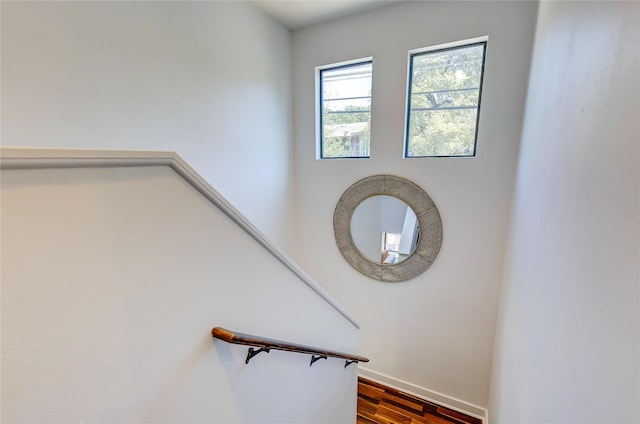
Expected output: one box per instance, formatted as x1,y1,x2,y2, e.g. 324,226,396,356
489,2,639,422
352,196,385,261
291,1,537,408
1,165,359,423
1,1,294,251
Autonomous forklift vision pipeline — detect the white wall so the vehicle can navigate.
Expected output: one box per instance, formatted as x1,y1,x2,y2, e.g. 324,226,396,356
291,1,538,408
489,2,639,422
352,195,385,261
1,1,294,250
1,161,359,423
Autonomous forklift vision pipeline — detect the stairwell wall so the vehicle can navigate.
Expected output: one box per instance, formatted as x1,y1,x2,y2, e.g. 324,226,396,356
489,2,640,422
1,158,360,423
1,1,294,251
291,1,538,409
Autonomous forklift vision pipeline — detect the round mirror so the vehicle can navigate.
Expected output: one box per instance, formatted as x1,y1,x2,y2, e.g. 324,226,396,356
334,175,442,282
350,195,419,265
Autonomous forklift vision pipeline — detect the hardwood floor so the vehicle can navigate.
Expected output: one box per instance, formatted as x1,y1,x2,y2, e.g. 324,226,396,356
357,377,482,424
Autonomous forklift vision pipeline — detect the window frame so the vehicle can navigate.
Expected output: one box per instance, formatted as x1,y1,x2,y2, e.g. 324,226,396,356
403,37,488,159
316,57,374,160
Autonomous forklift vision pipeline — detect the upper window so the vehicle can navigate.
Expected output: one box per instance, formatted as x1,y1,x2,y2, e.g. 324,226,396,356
405,39,487,158
318,59,373,159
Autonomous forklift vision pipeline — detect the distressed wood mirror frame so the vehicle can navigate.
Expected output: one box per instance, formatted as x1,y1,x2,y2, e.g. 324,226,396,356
333,175,443,282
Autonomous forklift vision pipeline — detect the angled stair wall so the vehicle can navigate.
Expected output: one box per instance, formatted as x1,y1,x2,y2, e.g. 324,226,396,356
1,148,361,423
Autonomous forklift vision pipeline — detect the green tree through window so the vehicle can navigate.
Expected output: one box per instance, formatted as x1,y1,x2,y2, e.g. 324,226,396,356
405,42,487,157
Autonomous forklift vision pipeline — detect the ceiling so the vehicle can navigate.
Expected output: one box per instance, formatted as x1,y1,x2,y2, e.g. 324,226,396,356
249,0,402,30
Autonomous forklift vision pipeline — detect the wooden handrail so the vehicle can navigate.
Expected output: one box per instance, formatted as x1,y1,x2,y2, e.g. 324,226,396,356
212,327,369,367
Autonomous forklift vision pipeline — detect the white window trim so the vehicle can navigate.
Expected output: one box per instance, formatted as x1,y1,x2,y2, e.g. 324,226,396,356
403,36,489,158
315,56,374,160
407,35,489,56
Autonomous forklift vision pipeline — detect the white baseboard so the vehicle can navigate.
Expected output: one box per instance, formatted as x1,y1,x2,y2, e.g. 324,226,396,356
358,367,488,423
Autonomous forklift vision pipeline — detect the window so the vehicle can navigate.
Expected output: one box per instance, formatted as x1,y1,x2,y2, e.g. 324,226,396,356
318,59,373,159
405,38,487,157
381,233,402,264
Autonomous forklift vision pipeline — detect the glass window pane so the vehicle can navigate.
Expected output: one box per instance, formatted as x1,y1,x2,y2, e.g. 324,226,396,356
406,42,486,157
320,61,372,158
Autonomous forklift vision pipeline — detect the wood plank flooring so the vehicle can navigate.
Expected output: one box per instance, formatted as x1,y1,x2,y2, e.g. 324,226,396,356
357,377,482,424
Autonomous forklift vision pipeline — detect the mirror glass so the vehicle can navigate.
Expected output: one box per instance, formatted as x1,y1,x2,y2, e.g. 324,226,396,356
334,174,442,282
350,195,420,265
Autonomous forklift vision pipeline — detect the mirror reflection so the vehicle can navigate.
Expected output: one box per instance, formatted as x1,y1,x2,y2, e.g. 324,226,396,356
350,195,420,265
